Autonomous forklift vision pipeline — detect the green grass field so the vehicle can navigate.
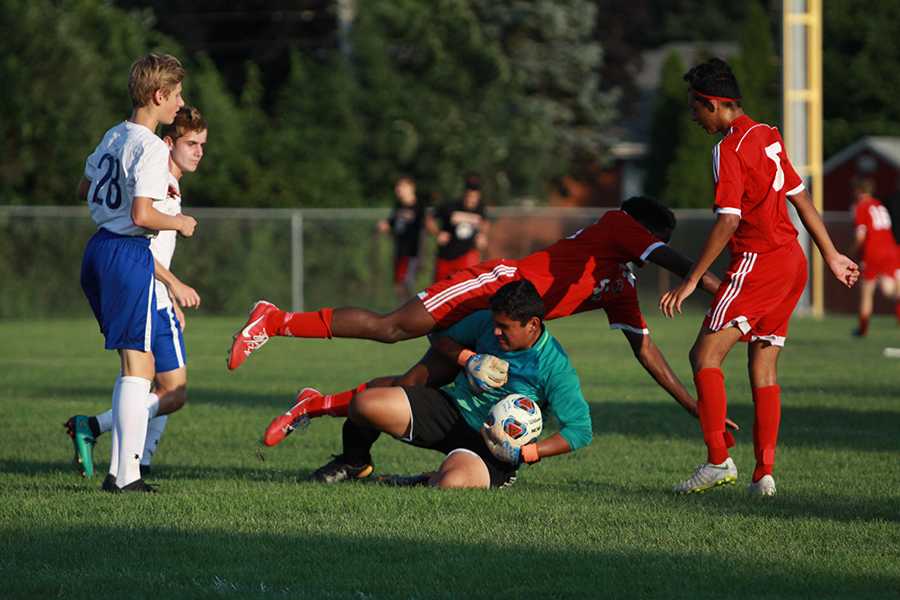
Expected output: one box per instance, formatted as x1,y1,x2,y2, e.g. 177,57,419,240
1,312,898,599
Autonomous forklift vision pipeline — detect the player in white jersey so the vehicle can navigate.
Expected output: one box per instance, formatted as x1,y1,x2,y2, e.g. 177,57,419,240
75,54,197,493
67,107,207,481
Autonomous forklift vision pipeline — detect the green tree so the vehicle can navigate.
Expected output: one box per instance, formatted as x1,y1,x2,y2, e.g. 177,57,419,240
644,52,685,200
731,0,778,127
823,1,900,156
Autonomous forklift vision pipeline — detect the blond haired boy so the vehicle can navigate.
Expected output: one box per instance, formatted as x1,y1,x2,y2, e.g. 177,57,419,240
76,54,196,492
68,106,208,481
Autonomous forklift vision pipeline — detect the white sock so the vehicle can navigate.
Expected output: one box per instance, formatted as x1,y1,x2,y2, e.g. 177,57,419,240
107,378,122,479
146,392,160,420
114,376,152,488
141,415,168,467
95,409,113,434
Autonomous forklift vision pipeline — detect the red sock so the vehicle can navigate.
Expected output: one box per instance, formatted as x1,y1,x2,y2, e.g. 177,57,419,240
695,368,729,464
752,385,781,482
300,382,367,419
858,315,870,336
269,307,334,338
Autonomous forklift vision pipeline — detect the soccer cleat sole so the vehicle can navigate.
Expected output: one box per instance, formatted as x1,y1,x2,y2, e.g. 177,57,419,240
680,475,737,495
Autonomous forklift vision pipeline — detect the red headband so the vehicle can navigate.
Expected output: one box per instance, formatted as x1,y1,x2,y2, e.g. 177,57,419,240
692,90,740,103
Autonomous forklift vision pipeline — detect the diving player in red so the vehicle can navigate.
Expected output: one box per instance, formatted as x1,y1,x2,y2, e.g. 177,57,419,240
660,58,859,497
230,196,741,480
850,177,900,336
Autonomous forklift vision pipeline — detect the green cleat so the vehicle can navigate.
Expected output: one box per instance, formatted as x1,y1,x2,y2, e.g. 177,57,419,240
64,415,96,478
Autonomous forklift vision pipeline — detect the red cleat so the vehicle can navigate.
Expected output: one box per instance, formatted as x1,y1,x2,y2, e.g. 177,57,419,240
263,387,322,447
228,300,278,371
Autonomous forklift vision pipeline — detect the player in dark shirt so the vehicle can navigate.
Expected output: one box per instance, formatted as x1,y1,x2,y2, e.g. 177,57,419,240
378,175,425,299
430,175,489,281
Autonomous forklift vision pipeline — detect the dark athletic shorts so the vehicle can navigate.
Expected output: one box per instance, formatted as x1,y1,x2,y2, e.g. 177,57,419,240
401,386,517,488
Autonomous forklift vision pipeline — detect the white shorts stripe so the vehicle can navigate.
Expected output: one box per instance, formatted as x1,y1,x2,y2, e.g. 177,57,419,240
609,323,650,335
165,306,185,368
711,252,757,330
422,265,518,312
640,241,665,262
144,274,154,352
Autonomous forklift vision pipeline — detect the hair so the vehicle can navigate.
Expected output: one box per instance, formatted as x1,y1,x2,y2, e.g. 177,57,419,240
464,174,481,191
128,53,185,108
683,58,742,109
852,177,875,195
160,106,207,141
621,196,676,236
489,280,545,324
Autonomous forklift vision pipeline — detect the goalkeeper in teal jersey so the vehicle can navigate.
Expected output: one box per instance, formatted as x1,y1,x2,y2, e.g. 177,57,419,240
268,280,591,488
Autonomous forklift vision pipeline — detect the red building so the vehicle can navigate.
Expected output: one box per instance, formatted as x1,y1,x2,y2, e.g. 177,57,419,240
824,136,900,211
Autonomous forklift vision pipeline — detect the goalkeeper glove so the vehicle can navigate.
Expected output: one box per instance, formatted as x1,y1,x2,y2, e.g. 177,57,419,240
464,353,509,392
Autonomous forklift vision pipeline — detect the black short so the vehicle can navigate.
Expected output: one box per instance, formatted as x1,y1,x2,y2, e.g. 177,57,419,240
401,386,517,488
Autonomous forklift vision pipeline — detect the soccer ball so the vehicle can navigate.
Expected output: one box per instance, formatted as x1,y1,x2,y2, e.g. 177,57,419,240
485,394,543,448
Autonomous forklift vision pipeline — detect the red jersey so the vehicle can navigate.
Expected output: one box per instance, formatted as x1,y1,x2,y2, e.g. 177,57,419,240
517,210,664,317
713,115,805,255
854,195,897,261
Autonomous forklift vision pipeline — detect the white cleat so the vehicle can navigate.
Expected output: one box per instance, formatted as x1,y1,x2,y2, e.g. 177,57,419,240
748,474,776,497
673,457,738,494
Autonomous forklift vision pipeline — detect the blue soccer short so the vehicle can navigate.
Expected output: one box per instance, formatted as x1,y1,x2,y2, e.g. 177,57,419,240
81,228,157,352
152,305,187,373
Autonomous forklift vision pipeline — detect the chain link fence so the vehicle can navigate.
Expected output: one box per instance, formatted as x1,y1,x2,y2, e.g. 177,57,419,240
0,205,861,318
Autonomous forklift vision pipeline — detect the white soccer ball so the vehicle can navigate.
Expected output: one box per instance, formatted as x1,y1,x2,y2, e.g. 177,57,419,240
485,393,543,448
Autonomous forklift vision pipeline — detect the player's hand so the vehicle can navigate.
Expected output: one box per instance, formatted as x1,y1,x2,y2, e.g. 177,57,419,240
178,214,197,238
173,303,187,332
377,220,390,234
827,253,860,288
726,417,740,432
465,354,509,392
170,280,201,309
437,231,451,246
480,424,522,465
659,279,698,318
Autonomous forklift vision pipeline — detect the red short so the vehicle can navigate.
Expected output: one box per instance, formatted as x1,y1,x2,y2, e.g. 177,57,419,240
434,249,481,282
394,256,419,285
703,241,807,347
418,259,648,333
417,260,519,328
861,245,900,281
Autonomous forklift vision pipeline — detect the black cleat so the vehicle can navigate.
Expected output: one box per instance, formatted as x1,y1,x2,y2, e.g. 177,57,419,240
100,475,157,493
100,473,117,492
308,455,374,483
140,464,152,478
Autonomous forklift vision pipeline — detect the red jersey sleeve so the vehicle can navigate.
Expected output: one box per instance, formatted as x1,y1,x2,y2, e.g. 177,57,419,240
713,143,744,215
854,201,868,231
608,211,665,263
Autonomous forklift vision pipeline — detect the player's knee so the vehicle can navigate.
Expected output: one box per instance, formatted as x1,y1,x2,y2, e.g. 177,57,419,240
434,468,473,489
169,386,188,412
349,390,376,424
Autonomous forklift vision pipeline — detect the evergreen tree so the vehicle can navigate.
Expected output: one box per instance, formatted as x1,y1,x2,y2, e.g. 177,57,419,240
731,0,778,127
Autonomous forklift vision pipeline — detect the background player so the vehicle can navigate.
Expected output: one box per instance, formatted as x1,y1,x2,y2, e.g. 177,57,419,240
429,174,489,281
659,58,858,497
78,53,196,492
378,175,425,300
275,281,593,489
67,106,208,478
850,177,900,336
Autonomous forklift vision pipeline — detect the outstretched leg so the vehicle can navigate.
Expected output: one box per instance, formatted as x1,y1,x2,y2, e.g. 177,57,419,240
228,298,437,370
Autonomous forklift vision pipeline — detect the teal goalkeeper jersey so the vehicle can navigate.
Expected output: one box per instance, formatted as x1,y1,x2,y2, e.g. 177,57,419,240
438,311,593,451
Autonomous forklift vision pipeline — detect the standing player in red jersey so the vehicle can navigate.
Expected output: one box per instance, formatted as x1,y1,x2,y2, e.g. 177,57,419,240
850,177,900,336
659,58,859,497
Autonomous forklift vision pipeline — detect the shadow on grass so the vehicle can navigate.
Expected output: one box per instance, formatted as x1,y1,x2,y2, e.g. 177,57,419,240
590,402,900,453
0,459,315,484
529,478,900,525
2,525,896,599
